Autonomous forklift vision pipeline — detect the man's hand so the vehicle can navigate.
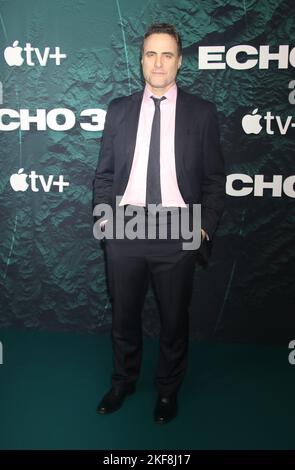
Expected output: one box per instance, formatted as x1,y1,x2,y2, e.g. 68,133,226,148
100,219,108,232
201,228,208,242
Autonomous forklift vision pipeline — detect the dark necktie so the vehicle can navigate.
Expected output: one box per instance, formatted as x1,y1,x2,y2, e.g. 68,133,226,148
146,96,166,210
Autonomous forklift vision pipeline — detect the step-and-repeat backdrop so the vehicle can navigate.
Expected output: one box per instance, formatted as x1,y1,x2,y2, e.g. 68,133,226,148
0,0,294,343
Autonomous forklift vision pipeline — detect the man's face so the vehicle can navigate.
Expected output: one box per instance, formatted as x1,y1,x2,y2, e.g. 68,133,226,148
141,33,182,95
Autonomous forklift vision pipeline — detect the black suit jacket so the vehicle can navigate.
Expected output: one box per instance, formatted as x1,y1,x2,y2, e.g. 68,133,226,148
93,86,225,247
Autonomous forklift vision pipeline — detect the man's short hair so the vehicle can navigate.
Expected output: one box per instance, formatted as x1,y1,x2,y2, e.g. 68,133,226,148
142,23,182,57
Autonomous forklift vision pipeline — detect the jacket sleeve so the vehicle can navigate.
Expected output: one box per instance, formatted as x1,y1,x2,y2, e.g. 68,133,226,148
92,100,116,211
200,103,226,239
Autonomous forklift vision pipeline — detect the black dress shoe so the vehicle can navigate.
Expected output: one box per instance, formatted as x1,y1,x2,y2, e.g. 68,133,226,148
154,394,178,424
97,386,136,414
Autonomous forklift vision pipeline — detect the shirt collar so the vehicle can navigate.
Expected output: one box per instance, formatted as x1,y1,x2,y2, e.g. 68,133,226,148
143,83,177,104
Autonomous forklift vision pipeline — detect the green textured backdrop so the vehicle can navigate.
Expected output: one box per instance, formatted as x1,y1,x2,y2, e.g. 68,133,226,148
0,0,294,343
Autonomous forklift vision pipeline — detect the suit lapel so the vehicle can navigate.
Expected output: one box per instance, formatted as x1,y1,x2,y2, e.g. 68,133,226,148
175,87,189,177
124,90,143,176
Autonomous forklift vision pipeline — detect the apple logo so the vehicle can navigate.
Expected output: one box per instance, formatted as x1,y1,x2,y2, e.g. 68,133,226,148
242,109,263,134
4,40,24,66
10,168,29,191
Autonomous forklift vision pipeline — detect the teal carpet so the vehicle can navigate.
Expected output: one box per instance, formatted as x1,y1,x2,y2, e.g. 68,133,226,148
0,328,294,450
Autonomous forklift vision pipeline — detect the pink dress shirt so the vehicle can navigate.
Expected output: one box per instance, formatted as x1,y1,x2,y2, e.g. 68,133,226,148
119,83,186,208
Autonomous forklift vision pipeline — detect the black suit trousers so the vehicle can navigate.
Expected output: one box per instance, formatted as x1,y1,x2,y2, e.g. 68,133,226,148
104,214,198,396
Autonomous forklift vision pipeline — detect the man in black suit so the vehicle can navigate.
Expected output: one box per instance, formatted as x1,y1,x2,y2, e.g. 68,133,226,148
93,24,225,424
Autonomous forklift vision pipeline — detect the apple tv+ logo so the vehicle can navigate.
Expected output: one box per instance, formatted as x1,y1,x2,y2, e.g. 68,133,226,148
242,109,295,135
10,169,70,192
4,41,66,66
